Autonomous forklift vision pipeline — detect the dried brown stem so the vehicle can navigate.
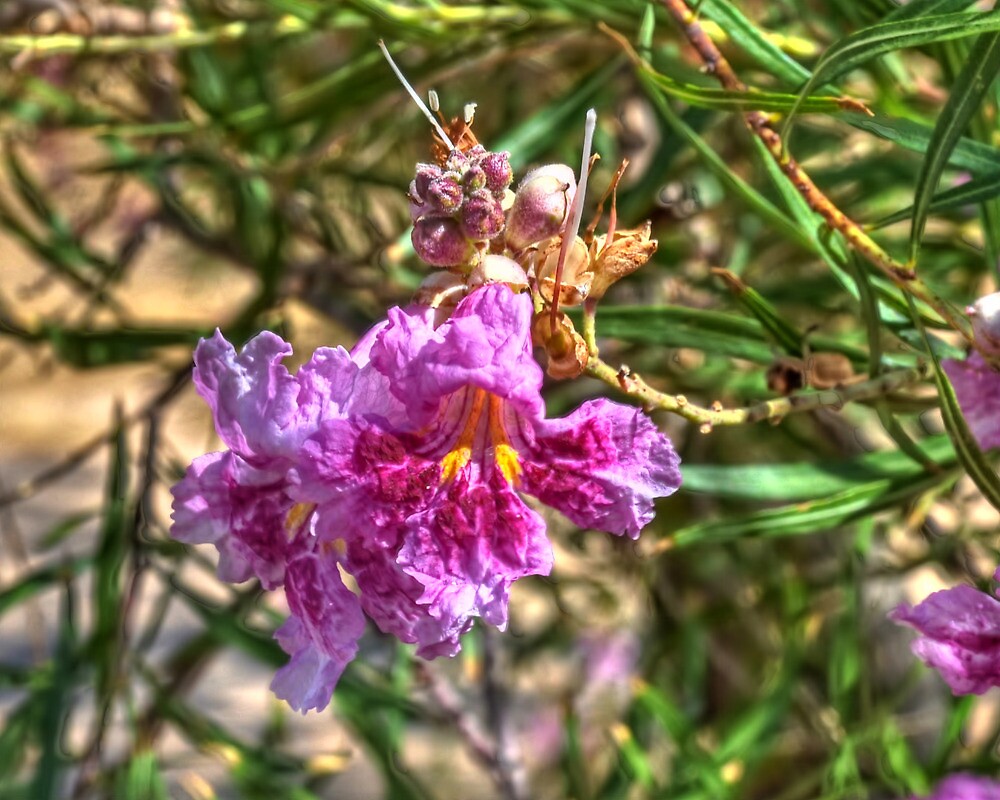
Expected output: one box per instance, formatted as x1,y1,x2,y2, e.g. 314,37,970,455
606,8,970,339
580,302,929,429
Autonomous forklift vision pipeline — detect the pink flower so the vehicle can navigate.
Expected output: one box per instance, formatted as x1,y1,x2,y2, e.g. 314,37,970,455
943,353,1000,451
910,774,1000,799
171,330,372,711
943,292,1000,450
890,579,1000,695
296,286,681,662
172,285,682,712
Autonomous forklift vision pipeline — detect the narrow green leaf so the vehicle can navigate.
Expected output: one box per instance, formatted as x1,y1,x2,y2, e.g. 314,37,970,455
910,31,1000,262
116,751,169,800
30,583,77,800
588,304,773,361
872,169,1000,229
670,466,957,546
846,112,1000,174
700,0,811,86
681,434,954,501
640,75,816,253
883,0,980,22
787,11,1000,137
644,67,855,114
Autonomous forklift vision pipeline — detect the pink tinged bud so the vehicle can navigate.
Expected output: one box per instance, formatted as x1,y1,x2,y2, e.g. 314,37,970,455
409,163,444,221
444,149,471,173
411,163,441,201
968,292,1000,356
463,165,488,192
505,163,577,252
411,216,475,268
480,151,513,194
460,190,506,241
468,254,529,293
414,270,469,319
427,177,464,213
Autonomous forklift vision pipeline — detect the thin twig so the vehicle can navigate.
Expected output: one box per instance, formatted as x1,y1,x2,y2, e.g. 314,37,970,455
581,303,929,429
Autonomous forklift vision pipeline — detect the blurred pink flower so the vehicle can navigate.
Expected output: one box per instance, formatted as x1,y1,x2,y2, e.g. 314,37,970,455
890,579,1000,695
910,773,1000,799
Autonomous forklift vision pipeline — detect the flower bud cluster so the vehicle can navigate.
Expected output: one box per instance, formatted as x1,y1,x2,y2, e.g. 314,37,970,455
409,145,513,269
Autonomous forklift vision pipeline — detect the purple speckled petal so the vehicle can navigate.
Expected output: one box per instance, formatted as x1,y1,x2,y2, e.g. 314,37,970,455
170,450,298,589
942,353,1000,451
890,584,1000,695
371,285,544,428
398,467,553,635
271,552,365,713
519,398,682,538
294,419,440,547
345,535,465,659
912,774,1000,800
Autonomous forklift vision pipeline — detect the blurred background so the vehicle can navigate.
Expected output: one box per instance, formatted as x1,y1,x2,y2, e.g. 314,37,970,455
1,0,1000,798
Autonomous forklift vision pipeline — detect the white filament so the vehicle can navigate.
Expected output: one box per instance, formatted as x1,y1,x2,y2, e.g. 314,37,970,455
564,108,597,244
377,40,456,151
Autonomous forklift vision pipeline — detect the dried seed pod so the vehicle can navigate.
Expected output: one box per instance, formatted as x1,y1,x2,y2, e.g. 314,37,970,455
767,352,857,395
588,221,657,300
532,235,592,307
532,311,589,379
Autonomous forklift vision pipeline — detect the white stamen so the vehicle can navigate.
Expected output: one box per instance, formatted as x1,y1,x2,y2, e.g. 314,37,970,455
564,108,597,245
378,40,456,150
549,108,598,326
428,89,440,113
464,102,478,125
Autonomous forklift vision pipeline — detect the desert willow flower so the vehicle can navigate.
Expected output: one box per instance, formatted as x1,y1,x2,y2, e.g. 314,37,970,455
170,45,681,714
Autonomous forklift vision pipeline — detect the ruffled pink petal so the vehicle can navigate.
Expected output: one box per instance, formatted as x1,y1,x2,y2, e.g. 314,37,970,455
294,419,440,546
890,584,1000,695
170,450,296,589
370,285,544,428
519,398,682,538
193,330,360,462
271,552,365,713
193,330,301,460
345,536,464,659
398,468,553,637
943,353,1000,450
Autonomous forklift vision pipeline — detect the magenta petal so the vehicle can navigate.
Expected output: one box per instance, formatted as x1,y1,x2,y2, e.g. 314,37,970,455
943,353,1000,450
371,285,544,427
170,450,296,589
398,470,553,637
346,537,465,659
890,584,1000,694
271,552,365,713
295,420,440,545
521,398,682,538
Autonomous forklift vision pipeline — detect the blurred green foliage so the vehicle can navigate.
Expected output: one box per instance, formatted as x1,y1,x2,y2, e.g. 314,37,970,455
1,0,1000,798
